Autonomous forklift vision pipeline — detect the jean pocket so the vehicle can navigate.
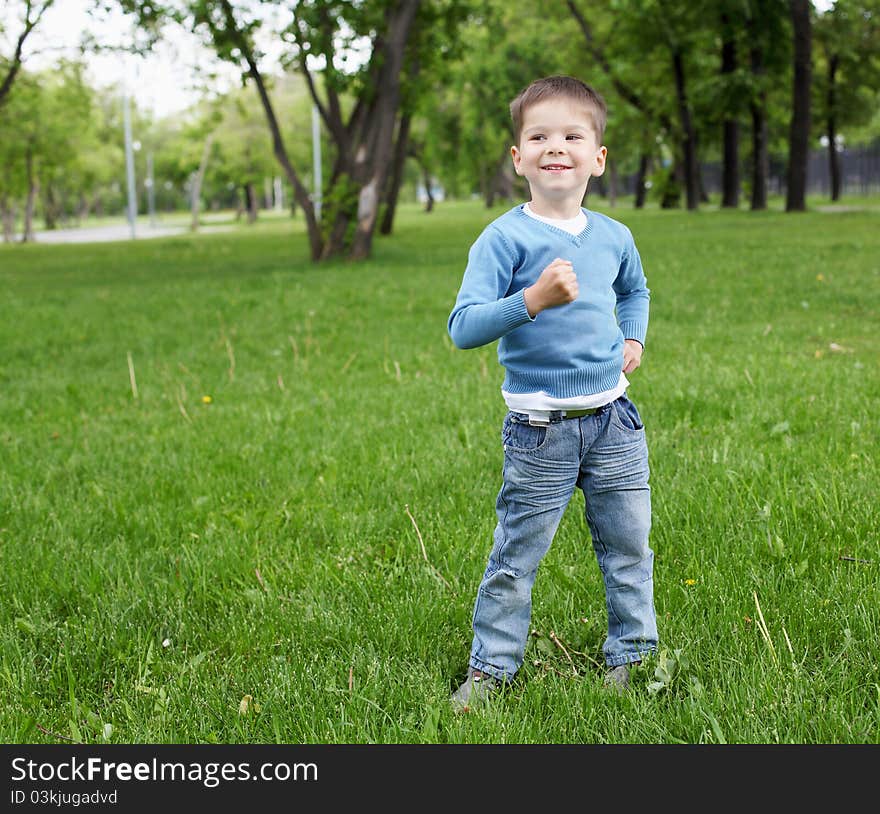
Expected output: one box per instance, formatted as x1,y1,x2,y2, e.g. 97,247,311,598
502,414,548,451
612,396,645,432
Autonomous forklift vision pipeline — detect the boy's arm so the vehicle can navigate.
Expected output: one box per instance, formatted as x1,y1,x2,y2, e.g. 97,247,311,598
613,229,650,350
447,228,535,350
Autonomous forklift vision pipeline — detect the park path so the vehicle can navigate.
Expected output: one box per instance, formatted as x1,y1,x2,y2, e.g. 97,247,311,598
31,222,232,244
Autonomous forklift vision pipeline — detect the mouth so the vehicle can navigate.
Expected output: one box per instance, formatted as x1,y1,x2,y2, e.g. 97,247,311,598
541,164,572,171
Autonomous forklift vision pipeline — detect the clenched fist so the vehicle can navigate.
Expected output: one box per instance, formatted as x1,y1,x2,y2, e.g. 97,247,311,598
524,258,579,317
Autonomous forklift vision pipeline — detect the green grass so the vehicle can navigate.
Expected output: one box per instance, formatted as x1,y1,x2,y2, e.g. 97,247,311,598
1,197,878,745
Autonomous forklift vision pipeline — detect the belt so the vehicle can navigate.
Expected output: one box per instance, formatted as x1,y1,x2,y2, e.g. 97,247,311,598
561,407,600,419
528,406,600,426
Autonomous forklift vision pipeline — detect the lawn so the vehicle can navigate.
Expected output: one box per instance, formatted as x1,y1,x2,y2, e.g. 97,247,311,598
1,197,878,744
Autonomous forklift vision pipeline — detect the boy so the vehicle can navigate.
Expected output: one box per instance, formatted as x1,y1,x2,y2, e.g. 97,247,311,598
447,75,657,712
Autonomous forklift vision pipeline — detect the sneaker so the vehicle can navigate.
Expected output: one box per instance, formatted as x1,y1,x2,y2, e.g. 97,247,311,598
450,668,499,713
603,662,639,694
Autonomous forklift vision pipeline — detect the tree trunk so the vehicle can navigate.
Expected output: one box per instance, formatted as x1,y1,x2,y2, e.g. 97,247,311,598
496,156,515,202
786,0,812,212
826,53,841,201
750,100,769,210
671,49,699,210
485,185,495,208
77,193,90,222
42,184,59,230
421,162,434,212
216,0,321,259
220,0,418,260
634,153,651,209
484,145,511,208
22,146,37,242
661,160,683,209
380,111,411,235
190,134,213,232
245,182,258,223
747,25,769,211
251,58,321,256
1,196,15,243
697,142,710,204
607,158,617,207
720,12,740,209
346,0,420,261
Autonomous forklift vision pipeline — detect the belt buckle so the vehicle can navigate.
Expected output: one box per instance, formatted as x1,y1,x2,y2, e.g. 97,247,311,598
528,417,550,427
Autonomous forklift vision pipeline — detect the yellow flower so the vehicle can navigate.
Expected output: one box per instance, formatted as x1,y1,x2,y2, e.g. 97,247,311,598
202,395,213,404
816,274,825,282
685,579,697,586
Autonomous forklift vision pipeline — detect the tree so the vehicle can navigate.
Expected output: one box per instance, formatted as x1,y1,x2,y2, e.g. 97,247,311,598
567,0,703,210
116,0,430,261
719,5,742,208
35,61,97,230
287,0,422,259
0,72,34,240
378,0,467,234
207,77,308,222
785,0,813,211
814,0,880,200
745,2,771,210
423,1,573,209
0,1,54,109
0,60,99,240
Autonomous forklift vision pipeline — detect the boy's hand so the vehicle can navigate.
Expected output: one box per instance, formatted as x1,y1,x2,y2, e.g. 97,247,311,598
524,258,578,317
622,339,643,374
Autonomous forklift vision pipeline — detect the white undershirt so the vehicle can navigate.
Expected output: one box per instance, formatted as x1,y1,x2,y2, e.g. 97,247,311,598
522,202,587,235
501,203,629,419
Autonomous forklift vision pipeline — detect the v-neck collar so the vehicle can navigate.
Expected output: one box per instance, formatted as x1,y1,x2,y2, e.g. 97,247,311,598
516,204,594,243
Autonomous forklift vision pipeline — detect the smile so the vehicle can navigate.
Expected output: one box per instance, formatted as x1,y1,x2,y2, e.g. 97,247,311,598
541,165,571,171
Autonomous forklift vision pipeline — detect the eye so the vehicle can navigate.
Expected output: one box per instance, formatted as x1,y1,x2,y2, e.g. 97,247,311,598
530,134,545,141
566,134,583,141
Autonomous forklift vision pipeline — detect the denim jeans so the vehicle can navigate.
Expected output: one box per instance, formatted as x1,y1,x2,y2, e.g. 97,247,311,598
469,393,657,681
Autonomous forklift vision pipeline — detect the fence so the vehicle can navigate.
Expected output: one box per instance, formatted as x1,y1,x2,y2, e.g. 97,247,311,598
611,140,880,201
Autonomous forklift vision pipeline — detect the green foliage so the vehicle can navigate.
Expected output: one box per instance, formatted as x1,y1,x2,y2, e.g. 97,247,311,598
653,166,682,208
0,59,120,228
4,0,880,234
319,171,359,245
813,0,880,144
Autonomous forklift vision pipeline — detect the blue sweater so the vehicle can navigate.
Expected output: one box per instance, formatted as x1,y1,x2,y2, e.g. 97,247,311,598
448,205,649,398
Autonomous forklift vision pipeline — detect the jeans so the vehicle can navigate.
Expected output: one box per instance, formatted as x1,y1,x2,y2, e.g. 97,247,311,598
469,393,657,681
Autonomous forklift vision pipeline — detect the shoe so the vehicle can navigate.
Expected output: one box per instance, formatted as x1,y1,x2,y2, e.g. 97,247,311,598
450,668,499,713
603,662,637,694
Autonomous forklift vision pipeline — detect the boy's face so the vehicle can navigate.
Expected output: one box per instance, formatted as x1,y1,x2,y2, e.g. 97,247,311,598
510,98,606,211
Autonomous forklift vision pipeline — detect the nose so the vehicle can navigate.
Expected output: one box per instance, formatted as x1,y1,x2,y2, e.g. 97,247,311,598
544,136,566,154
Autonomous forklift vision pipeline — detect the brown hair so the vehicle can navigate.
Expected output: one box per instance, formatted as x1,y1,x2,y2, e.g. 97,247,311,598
509,75,607,144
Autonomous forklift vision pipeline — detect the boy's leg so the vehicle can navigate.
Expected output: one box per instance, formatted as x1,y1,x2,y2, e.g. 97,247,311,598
469,414,581,681
577,395,657,667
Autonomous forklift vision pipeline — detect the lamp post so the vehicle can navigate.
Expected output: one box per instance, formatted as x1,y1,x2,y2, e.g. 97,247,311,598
123,89,138,239
146,152,156,227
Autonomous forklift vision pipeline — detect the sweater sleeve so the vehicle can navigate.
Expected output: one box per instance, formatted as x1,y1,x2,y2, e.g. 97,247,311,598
447,226,535,350
613,227,650,347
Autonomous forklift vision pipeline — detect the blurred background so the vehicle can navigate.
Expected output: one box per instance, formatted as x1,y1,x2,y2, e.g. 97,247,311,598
1,0,878,256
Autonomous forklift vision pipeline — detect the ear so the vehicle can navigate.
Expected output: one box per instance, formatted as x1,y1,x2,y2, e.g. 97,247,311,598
592,145,608,178
511,145,524,176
